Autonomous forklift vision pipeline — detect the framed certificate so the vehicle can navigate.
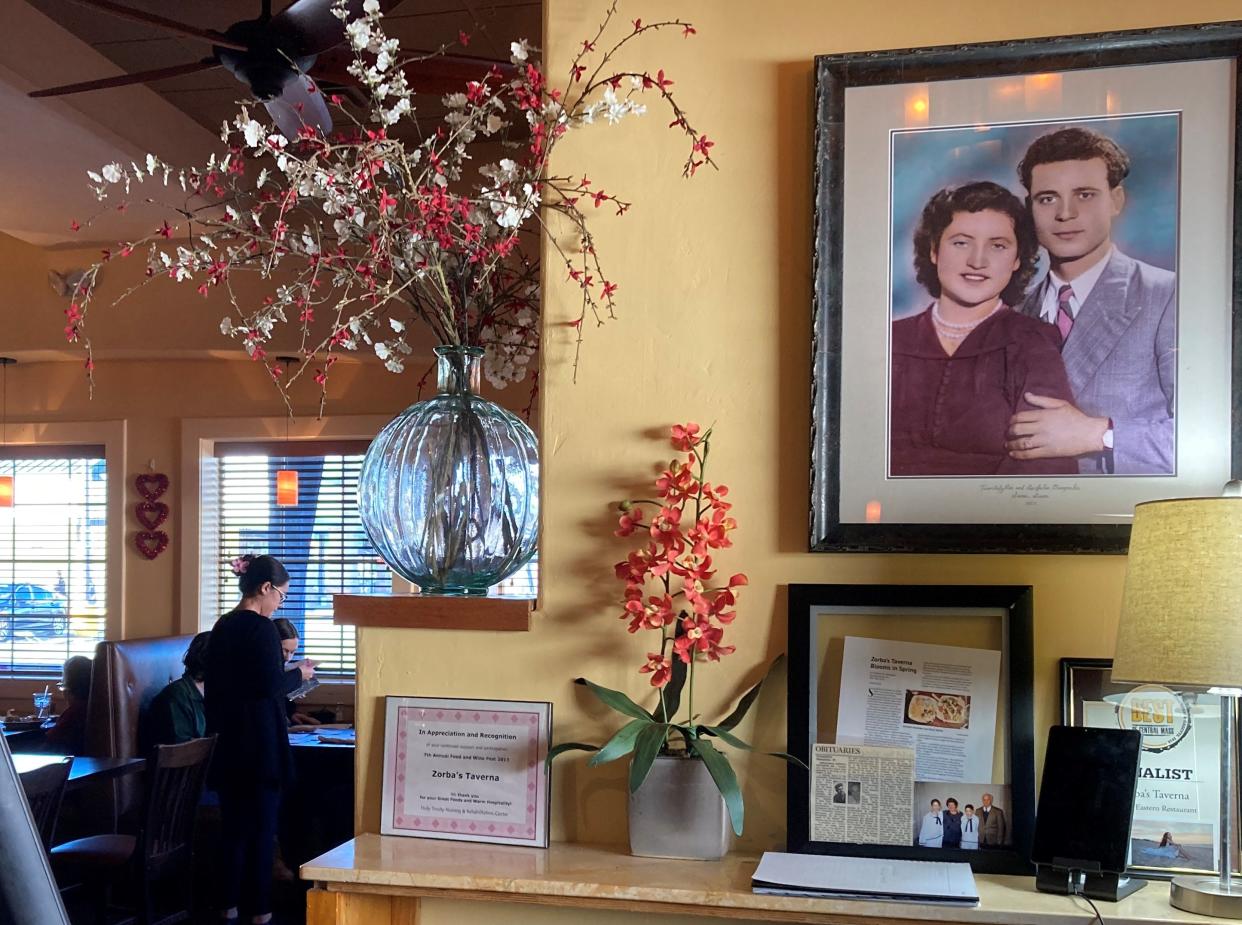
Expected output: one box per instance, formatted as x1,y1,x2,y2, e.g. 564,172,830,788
380,696,552,848
1061,658,1240,879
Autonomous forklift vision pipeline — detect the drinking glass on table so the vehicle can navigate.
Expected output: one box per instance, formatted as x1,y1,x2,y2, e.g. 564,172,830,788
32,691,52,719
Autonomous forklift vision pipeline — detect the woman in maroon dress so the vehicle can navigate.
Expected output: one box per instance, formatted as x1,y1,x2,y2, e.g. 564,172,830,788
890,181,1076,476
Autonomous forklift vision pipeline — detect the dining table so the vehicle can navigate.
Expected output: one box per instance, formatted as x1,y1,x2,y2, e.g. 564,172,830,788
12,752,146,791
284,726,355,870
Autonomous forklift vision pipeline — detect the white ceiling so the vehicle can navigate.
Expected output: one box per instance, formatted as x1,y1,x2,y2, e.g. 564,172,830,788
1,0,540,247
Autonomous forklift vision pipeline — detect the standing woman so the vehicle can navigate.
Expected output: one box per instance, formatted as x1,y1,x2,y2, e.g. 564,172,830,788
205,554,314,924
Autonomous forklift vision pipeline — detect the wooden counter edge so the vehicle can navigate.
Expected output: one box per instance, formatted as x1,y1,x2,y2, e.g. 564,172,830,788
307,882,945,925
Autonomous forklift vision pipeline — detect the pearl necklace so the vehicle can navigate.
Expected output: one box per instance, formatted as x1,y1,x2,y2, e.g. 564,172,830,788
931,301,1005,341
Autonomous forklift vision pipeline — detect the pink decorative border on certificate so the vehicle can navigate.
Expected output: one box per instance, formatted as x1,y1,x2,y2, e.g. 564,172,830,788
388,705,543,841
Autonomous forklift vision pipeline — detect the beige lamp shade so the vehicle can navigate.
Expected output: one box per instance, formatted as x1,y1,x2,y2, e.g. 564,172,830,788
1114,497,1242,688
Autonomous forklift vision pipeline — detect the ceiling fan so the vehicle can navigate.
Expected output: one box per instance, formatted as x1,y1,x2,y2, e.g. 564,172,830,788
29,0,512,139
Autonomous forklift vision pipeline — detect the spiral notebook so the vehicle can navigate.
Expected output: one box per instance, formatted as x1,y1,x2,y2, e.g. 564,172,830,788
752,852,979,906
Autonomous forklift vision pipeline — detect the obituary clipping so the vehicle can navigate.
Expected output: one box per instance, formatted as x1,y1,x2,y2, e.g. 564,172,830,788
810,743,915,845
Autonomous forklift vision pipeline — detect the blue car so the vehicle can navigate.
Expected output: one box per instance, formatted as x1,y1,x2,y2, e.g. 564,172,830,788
0,583,70,641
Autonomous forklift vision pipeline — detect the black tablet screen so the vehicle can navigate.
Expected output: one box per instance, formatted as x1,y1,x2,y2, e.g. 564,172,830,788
1031,725,1142,872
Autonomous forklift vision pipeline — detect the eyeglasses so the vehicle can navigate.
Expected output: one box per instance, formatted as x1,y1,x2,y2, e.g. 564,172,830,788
274,586,287,605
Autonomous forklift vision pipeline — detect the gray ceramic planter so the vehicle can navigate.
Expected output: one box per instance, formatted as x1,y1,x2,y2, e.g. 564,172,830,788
628,755,731,860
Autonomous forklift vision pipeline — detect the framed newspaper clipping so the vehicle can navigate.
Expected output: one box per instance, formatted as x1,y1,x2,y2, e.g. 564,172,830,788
787,584,1035,874
1061,658,1241,879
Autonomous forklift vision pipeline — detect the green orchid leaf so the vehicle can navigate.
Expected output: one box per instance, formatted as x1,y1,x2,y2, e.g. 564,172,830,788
658,657,688,723
545,742,600,768
699,725,810,770
587,718,648,767
689,736,744,836
575,677,655,722
715,654,784,732
628,723,669,793
699,724,752,751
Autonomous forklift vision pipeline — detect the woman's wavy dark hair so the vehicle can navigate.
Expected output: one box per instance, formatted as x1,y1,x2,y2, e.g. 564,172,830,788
235,553,290,597
912,181,1039,307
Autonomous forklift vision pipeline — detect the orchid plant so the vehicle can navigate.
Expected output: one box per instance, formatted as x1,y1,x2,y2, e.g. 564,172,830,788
62,1,715,412
549,423,803,837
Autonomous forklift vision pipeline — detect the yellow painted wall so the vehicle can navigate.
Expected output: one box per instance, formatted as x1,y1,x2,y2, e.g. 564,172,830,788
352,2,1239,923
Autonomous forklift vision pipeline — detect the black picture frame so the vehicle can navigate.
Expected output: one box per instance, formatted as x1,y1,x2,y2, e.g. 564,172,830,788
810,21,1242,554
786,583,1035,875
1060,657,1240,879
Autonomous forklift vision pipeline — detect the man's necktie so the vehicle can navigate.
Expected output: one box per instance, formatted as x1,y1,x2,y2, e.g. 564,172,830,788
1056,283,1074,340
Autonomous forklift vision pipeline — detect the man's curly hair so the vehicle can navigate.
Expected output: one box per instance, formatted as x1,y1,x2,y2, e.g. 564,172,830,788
912,181,1039,307
1018,126,1131,192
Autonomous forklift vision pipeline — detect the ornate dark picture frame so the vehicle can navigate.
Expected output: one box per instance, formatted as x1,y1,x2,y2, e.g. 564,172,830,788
787,584,1035,875
810,21,1242,553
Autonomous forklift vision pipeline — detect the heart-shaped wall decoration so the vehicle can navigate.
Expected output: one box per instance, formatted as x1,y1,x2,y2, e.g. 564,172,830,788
135,530,169,560
135,501,169,530
135,473,169,501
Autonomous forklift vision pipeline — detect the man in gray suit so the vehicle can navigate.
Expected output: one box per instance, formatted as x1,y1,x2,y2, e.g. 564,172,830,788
978,792,1008,847
1006,127,1176,475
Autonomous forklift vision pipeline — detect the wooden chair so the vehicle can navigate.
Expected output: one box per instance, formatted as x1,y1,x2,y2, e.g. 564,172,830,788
52,736,216,925
18,757,71,852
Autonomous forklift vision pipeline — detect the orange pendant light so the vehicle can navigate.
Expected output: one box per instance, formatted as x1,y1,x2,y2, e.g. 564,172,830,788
275,356,299,507
275,468,299,507
0,357,14,508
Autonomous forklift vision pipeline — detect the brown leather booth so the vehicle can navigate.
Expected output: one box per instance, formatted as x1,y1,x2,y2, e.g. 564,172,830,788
83,634,192,829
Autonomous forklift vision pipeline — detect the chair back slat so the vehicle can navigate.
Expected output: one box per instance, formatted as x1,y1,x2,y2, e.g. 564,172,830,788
142,736,215,868
18,759,71,852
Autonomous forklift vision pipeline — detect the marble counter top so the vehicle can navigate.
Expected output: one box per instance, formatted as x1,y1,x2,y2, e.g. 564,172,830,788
303,836,1211,925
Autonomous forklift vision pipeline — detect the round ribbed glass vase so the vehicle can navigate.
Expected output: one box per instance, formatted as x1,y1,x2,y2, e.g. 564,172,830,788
357,345,539,595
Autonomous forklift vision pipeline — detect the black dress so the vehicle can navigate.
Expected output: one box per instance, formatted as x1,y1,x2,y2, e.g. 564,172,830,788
204,608,301,915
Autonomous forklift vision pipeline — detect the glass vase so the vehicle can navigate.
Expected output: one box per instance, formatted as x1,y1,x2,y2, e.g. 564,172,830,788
358,346,539,596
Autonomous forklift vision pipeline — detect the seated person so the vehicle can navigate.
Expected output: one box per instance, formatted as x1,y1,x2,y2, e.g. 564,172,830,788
274,617,320,727
144,631,211,747
43,655,92,755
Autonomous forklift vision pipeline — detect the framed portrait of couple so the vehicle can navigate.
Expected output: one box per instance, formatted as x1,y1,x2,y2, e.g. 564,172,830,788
810,21,1242,553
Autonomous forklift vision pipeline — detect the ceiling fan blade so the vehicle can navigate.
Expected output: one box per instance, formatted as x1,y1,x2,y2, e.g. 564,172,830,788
263,74,332,138
271,0,406,57
29,58,221,99
58,0,248,51
311,46,517,97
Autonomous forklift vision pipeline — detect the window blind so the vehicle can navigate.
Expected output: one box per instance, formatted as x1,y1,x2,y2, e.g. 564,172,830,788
211,451,386,676
207,445,541,676
0,455,107,676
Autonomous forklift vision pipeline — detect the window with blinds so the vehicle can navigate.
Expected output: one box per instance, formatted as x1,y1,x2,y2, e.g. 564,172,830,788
208,445,386,676
203,441,541,676
0,450,107,676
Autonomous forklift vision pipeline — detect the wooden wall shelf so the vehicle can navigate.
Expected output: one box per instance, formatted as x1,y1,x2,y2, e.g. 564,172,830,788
332,593,533,632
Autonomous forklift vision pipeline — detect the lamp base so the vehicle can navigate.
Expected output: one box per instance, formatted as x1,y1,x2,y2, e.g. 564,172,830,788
1170,875,1242,918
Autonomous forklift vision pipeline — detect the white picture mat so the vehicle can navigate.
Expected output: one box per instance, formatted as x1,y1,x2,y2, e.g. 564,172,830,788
837,58,1234,525
380,695,551,848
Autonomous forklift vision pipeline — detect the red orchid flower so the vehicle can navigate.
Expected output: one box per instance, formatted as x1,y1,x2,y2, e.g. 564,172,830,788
670,422,701,451
639,652,672,688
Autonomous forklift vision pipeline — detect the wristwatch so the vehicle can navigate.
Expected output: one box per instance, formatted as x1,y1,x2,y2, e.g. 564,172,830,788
1102,417,1115,450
